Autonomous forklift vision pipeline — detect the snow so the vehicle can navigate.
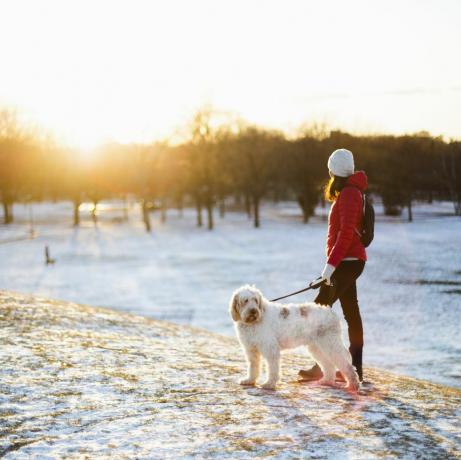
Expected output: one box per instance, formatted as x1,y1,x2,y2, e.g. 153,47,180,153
0,199,460,389
1,292,460,459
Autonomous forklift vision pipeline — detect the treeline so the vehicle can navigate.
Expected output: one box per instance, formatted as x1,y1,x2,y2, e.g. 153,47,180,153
1,108,460,231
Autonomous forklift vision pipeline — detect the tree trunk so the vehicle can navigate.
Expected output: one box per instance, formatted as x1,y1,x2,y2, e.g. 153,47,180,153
196,195,203,227
206,201,213,230
452,190,461,216
298,190,316,224
3,201,13,224
141,199,151,232
204,191,213,230
407,198,413,222
253,194,260,228
441,146,461,216
161,198,167,223
297,197,309,224
91,200,98,225
244,192,252,219
73,199,80,226
448,185,461,216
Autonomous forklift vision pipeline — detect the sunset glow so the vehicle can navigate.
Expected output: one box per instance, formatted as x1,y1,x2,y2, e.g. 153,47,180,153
1,0,460,147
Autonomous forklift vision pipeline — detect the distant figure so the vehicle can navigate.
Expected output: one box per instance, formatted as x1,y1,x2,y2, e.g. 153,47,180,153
298,148,368,383
45,246,56,265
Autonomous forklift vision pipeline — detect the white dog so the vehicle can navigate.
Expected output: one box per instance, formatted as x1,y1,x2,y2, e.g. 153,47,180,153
230,284,359,392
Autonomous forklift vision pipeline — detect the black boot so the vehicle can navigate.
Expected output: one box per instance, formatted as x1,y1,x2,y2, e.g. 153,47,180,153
355,364,363,383
299,363,363,383
350,345,363,382
298,363,323,381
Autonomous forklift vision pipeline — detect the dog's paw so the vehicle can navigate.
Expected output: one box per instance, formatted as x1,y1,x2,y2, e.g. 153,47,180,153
239,378,256,386
261,381,277,390
318,378,337,387
345,382,359,393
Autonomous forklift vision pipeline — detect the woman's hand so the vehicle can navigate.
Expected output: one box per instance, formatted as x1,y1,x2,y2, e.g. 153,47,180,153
321,263,336,285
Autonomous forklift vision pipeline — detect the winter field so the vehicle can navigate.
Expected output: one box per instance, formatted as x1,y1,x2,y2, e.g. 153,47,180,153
0,199,460,389
2,292,460,459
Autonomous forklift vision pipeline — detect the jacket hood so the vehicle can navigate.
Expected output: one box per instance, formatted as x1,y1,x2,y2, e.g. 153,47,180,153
346,171,368,191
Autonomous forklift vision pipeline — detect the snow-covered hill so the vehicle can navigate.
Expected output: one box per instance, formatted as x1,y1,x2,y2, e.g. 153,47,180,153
1,291,460,459
1,201,460,389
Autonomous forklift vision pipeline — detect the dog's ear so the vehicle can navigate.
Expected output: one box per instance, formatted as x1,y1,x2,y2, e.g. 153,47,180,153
256,291,265,312
254,292,260,306
229,293,241,322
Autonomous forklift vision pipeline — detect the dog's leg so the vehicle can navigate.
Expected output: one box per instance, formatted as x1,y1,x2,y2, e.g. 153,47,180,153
239,347,261,386
307,343,336,386
330,340,360,392
261,346,280,390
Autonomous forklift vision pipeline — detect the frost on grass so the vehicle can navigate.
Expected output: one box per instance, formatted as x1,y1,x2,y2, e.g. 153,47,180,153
0,291,460,459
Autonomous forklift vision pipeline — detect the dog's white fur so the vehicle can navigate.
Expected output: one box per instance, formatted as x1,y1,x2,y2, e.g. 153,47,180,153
230,284,359,392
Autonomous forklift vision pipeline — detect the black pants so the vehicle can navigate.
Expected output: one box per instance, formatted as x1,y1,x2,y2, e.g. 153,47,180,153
314,260,365,375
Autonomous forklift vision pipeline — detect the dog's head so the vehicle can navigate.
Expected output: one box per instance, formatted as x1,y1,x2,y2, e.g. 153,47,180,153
229,285,265,324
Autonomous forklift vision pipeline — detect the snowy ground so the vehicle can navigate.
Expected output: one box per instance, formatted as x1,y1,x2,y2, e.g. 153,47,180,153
1,292,460,459
0,199,460,388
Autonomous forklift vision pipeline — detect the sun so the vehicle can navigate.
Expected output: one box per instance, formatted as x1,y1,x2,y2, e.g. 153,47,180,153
68,133,104,153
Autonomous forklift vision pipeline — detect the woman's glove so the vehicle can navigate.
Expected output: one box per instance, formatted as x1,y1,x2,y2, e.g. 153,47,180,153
321,263,336,285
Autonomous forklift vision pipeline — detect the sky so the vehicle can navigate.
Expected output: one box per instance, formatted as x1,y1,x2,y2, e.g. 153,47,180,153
0,0,460,148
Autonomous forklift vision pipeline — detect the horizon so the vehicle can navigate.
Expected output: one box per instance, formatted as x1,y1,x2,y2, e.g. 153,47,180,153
1,0,461,149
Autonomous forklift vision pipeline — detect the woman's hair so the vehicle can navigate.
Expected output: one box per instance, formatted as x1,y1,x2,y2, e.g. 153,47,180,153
324,175,348,202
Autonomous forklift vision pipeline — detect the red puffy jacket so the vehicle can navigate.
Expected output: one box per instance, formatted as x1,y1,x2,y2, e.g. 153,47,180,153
326,171,368,267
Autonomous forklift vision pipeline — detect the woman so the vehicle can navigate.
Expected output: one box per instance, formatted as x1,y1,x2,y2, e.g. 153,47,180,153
299,148,368,382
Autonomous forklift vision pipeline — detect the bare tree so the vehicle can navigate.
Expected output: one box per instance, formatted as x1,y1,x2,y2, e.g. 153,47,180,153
187,107,218,230
439,141,461,215
227,127,281,228
0,109,36,223
288,136,325,223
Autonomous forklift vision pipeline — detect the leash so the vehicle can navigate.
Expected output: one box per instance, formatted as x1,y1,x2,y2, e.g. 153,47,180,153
270,277,326,302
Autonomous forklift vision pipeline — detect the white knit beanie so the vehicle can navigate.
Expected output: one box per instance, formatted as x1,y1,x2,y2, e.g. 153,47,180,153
327,148,355,177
